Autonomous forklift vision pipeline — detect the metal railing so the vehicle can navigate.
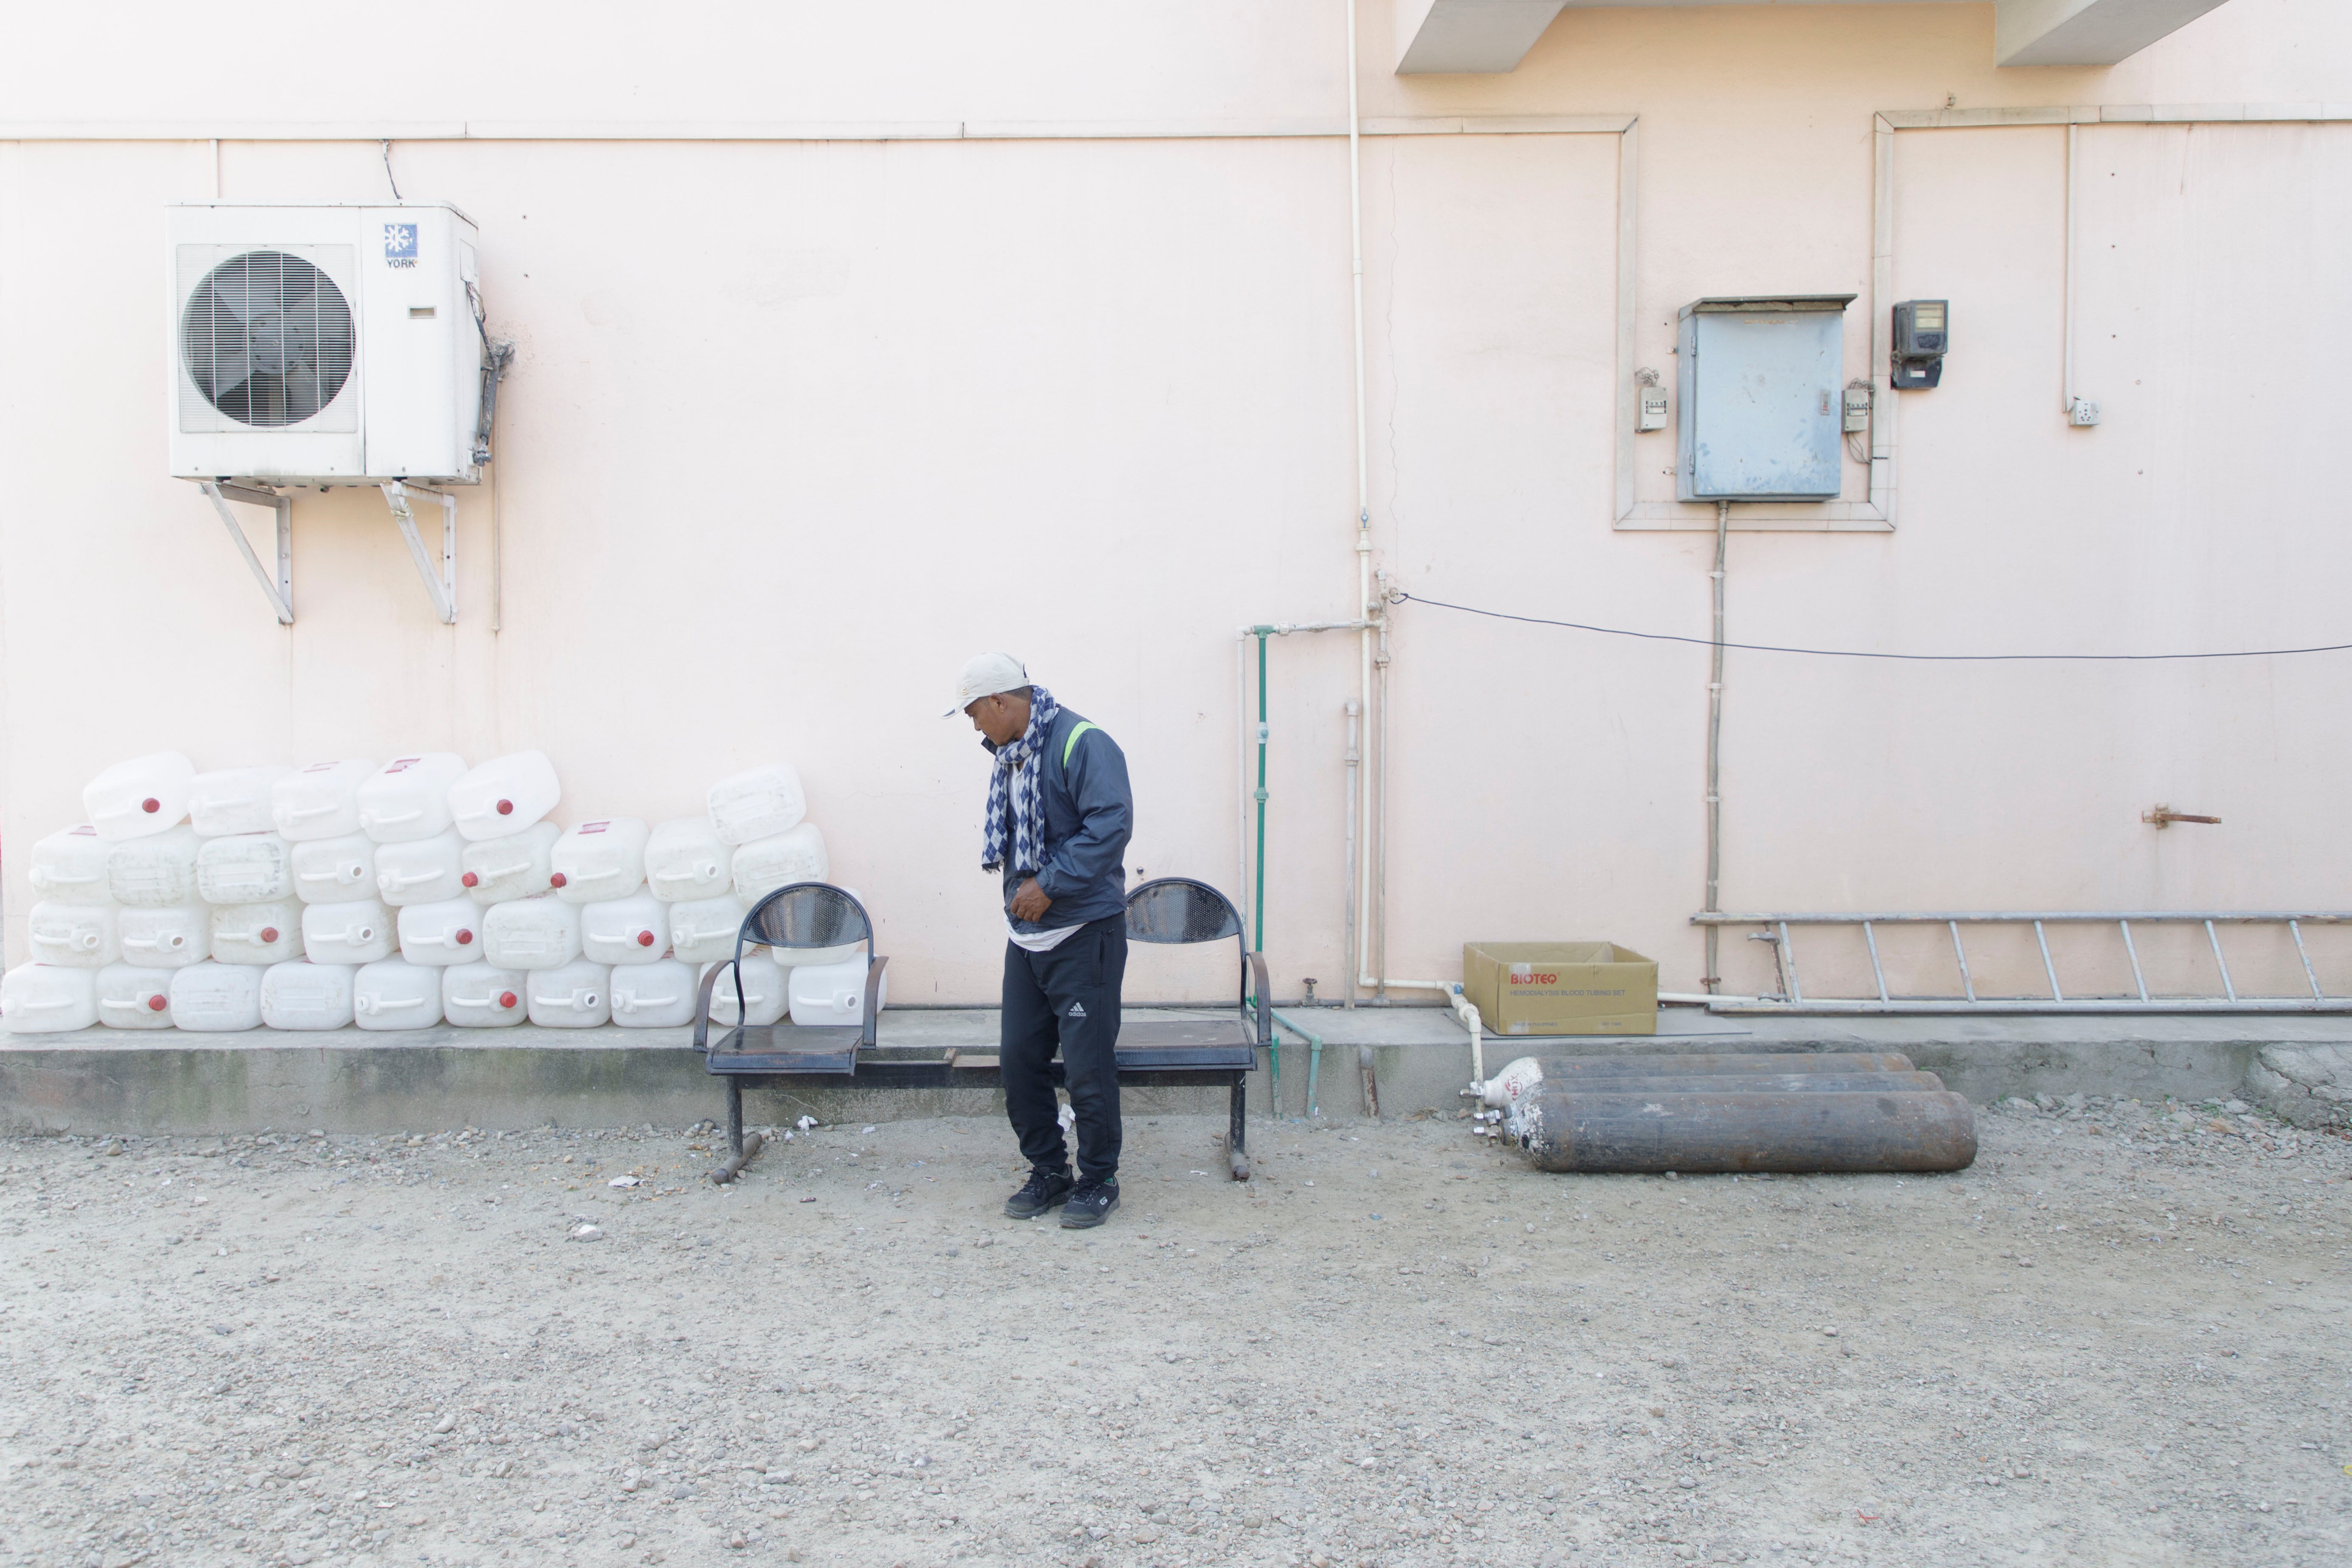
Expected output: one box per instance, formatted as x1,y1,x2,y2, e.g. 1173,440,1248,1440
1688,911,2352,1013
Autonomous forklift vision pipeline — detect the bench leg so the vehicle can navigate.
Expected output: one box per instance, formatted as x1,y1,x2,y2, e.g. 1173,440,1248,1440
709,1078,767,1185
1227,1078,1251,1182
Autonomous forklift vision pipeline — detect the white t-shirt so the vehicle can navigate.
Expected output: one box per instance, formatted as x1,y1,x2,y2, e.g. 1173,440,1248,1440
1006,918,1085,953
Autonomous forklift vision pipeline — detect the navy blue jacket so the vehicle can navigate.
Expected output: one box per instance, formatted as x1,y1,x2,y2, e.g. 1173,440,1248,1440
986,707,1133,936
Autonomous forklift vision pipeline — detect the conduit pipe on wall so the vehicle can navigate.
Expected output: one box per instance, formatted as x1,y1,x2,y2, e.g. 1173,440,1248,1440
1704,498,1729,993
1341,1,1447,1008
1345,697,1361,1006
1234,622,1372,1013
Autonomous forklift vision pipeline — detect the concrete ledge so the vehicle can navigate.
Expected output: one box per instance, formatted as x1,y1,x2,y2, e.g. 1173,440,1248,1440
2243,1044,2352,1129
0,1005,1720,1134
4,1006,2343,1135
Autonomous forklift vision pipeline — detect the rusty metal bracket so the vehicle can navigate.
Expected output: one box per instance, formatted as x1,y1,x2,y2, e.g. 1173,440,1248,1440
1746,928,1791,1000
381,480,456,624
2143,805,2221,829
198,481,293,625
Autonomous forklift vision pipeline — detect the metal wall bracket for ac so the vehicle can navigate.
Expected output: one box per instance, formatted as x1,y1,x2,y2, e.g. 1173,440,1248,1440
381,481,456,624
198,481,293,625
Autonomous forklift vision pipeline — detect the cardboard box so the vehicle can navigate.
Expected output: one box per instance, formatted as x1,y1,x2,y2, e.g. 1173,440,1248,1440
1462,942,1659,1036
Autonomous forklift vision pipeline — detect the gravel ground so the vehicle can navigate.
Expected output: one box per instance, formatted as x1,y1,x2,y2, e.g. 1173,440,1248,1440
4,1091,2349,1568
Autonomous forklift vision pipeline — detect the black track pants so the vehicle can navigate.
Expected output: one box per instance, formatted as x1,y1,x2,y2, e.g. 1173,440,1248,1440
1000,916,1127,1182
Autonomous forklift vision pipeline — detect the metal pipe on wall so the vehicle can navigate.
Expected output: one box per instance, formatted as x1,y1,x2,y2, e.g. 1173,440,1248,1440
2064,121,2079,420
1237,631,1253,938
1703,498,1729,993
1233,621,1372,1016
1344,698,1360,1008
1375,569,1393,999
1344,0,1381,1008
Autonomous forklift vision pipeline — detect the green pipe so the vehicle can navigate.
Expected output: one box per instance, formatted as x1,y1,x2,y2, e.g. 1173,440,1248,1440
1252,629,1273,1101
1253,629,1269,953
1271,1010,1323,1119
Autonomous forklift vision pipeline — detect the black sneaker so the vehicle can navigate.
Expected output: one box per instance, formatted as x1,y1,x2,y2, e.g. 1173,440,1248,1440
1003,1169,1073,1219
1059,1179,1120,1229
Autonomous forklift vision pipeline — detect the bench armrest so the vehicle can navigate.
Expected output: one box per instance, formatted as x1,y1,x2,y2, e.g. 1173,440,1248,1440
693,960,735,1054
861,956,890,1049
1247,949,1272,1047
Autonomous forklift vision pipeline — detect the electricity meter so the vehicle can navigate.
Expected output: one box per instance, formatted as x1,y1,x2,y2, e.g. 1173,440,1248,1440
1636,369,1669,432
1891,299,1947,389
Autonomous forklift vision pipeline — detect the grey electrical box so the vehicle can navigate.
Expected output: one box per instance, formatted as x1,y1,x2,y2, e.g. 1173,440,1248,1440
1676,295,1855,501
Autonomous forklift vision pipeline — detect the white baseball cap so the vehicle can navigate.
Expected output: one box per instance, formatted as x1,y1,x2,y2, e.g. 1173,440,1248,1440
944,652,1031,717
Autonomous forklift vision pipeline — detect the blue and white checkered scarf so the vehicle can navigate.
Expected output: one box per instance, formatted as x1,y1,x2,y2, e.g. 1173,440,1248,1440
982,685,1061,875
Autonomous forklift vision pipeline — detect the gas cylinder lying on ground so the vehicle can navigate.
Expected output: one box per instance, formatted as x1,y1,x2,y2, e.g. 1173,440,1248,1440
1529,1071,1944,1097
1489,1051,1914,1089
1482,1053,1975,1174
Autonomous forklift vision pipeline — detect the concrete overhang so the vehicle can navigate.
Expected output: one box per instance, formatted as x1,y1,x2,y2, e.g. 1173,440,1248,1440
1993,0,2235,66
1393,0,2239,74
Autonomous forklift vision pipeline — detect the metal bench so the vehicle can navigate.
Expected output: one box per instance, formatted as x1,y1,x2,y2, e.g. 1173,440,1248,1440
691,877,1266,1182
1113,876,1269,1181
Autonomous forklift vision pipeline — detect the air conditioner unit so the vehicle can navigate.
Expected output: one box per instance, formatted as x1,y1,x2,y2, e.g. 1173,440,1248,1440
167,203,487,484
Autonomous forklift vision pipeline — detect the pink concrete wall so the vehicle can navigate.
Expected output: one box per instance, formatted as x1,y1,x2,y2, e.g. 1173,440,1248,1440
4,2,2349,1004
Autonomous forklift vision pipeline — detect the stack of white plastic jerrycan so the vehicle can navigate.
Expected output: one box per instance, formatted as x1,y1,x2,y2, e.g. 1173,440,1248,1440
712,762,867,1026
120,756,296,1030
418,753,563,1029
129,756,352,1030
3,752,184,1033
79,763,208,1027
12,753,201,1025
713,763,830,905
655,808,745,966
1,743,884,1039
544,818,644,1029
331,753,465,1030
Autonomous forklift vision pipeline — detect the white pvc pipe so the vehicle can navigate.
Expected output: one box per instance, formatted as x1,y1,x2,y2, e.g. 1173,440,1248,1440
1346,0,1379,1008
1450,985,1484,1090
1360,972,1451,993
1344,699,1360,1008
2063,122,2079,418
1340,0,1434,1005
1376,586,1391,992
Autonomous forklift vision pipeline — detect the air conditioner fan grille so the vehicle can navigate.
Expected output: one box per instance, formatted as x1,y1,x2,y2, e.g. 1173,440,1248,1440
181,250,355,428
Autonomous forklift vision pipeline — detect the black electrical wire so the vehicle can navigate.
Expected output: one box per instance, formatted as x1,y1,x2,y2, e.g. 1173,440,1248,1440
1394,592,2352,663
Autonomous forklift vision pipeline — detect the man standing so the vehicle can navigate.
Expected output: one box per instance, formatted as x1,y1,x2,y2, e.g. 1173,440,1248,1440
949,654,1134,1228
